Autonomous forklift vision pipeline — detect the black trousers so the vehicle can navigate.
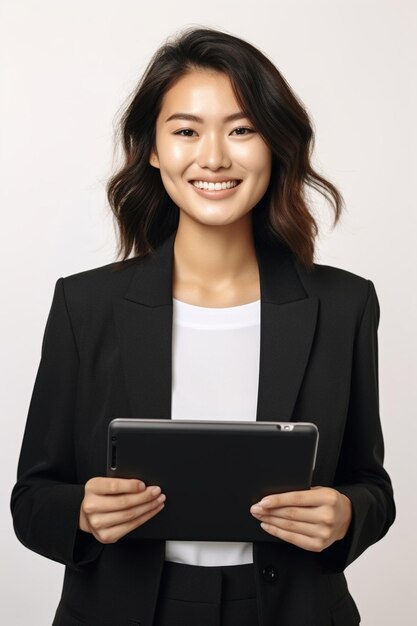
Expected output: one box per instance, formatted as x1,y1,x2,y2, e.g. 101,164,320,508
153,560,260,626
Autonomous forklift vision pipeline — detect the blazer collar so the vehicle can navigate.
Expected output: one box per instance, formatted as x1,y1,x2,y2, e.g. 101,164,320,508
124,229,308,307
115,229,319,422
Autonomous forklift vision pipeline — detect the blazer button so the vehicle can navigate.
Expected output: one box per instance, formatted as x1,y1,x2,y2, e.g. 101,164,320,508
262,564,278,582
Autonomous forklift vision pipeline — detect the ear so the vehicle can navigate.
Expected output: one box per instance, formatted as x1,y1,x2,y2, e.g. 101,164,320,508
149,148,160,169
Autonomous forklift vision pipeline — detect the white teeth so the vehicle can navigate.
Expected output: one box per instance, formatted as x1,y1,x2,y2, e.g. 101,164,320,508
191,180,239,190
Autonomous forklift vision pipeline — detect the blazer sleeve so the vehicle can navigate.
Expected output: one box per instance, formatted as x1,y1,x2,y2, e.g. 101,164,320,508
321,279,396,572
10,277,103,569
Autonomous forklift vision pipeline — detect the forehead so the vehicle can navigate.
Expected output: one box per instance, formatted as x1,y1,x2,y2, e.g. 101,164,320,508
159,70,241,116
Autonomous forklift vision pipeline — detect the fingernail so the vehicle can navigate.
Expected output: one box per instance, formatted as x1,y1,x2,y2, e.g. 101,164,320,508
151,486,161,496
137,481,145,490
260,498,271,506
251,505,263,513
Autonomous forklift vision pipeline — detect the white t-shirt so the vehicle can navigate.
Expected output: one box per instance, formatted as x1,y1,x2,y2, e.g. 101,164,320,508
165,296,261,566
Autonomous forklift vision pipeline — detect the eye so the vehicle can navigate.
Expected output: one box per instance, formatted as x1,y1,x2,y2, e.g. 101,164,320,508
232,127,255,135
174,129,196,137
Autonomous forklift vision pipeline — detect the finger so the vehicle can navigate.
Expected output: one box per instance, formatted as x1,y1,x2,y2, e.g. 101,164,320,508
256,515,325,539
83,485,162,515
252,505,322,524
259,523,331,552
88,493,166,530
256,487,331,509
93,501,166,544
86,477,147,496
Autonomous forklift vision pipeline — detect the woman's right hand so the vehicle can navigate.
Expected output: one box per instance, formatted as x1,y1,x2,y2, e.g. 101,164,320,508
79,477,166,544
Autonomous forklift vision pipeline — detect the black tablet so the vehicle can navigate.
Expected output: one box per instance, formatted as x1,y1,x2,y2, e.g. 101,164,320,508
107,418,319,542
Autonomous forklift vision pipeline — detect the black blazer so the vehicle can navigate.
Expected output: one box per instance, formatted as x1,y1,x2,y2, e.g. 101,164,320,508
11,229,395,626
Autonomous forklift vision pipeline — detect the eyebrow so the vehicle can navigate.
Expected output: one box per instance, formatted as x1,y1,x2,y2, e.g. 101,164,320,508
164,112,250,124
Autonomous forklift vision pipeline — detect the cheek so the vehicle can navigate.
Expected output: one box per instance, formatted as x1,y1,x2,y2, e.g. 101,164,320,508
170,144,190,163
235,143,272,178
247,156,272,202
158,136,192,166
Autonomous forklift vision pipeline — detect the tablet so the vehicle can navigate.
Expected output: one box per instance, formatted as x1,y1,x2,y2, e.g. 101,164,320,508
107,419,319,542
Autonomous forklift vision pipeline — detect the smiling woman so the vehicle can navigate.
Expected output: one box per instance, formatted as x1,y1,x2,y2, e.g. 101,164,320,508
11,25,395,626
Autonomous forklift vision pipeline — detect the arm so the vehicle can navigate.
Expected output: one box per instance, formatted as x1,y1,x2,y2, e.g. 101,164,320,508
250,280,395,571
321,280,396,571
10,278,103,569
11,278,168,566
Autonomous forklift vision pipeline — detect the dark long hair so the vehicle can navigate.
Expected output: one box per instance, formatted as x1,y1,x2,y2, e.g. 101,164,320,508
106,25,344,270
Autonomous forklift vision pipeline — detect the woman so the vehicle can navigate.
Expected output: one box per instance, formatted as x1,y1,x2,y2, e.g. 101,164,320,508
11,26,395,626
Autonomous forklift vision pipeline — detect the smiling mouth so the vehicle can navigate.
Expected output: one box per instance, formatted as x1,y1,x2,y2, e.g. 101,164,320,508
190,180,242,191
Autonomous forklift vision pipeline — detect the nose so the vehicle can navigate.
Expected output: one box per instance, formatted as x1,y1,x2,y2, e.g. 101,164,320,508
196,133,231,170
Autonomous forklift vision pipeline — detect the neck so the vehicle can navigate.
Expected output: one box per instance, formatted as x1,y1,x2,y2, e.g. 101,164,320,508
172,214,260,305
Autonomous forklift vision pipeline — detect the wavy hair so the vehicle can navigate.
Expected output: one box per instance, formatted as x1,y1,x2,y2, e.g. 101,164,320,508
107,26,344,270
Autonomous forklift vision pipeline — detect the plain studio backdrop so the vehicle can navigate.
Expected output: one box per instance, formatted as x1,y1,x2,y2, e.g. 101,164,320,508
1,1,415,624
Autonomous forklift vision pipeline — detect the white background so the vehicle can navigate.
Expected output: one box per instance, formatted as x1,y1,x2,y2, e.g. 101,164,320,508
1,1,416,624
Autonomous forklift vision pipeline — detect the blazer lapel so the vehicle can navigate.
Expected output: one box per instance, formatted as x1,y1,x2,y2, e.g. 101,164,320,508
113,235,175,420
114,229,319,422
255,241,319,420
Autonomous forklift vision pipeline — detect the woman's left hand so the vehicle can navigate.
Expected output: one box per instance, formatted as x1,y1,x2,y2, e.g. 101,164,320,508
250,486,352,552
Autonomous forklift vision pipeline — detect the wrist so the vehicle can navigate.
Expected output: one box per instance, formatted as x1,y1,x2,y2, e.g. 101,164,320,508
79,505,91,533
337,493,352,540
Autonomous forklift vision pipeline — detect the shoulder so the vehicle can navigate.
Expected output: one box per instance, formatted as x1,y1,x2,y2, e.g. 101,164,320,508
54,258,142,323
62,258,139,294
296,259,374,299
293,259,378,322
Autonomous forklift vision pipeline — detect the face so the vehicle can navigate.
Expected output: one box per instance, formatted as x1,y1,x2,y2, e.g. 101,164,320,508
149,69,272,229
